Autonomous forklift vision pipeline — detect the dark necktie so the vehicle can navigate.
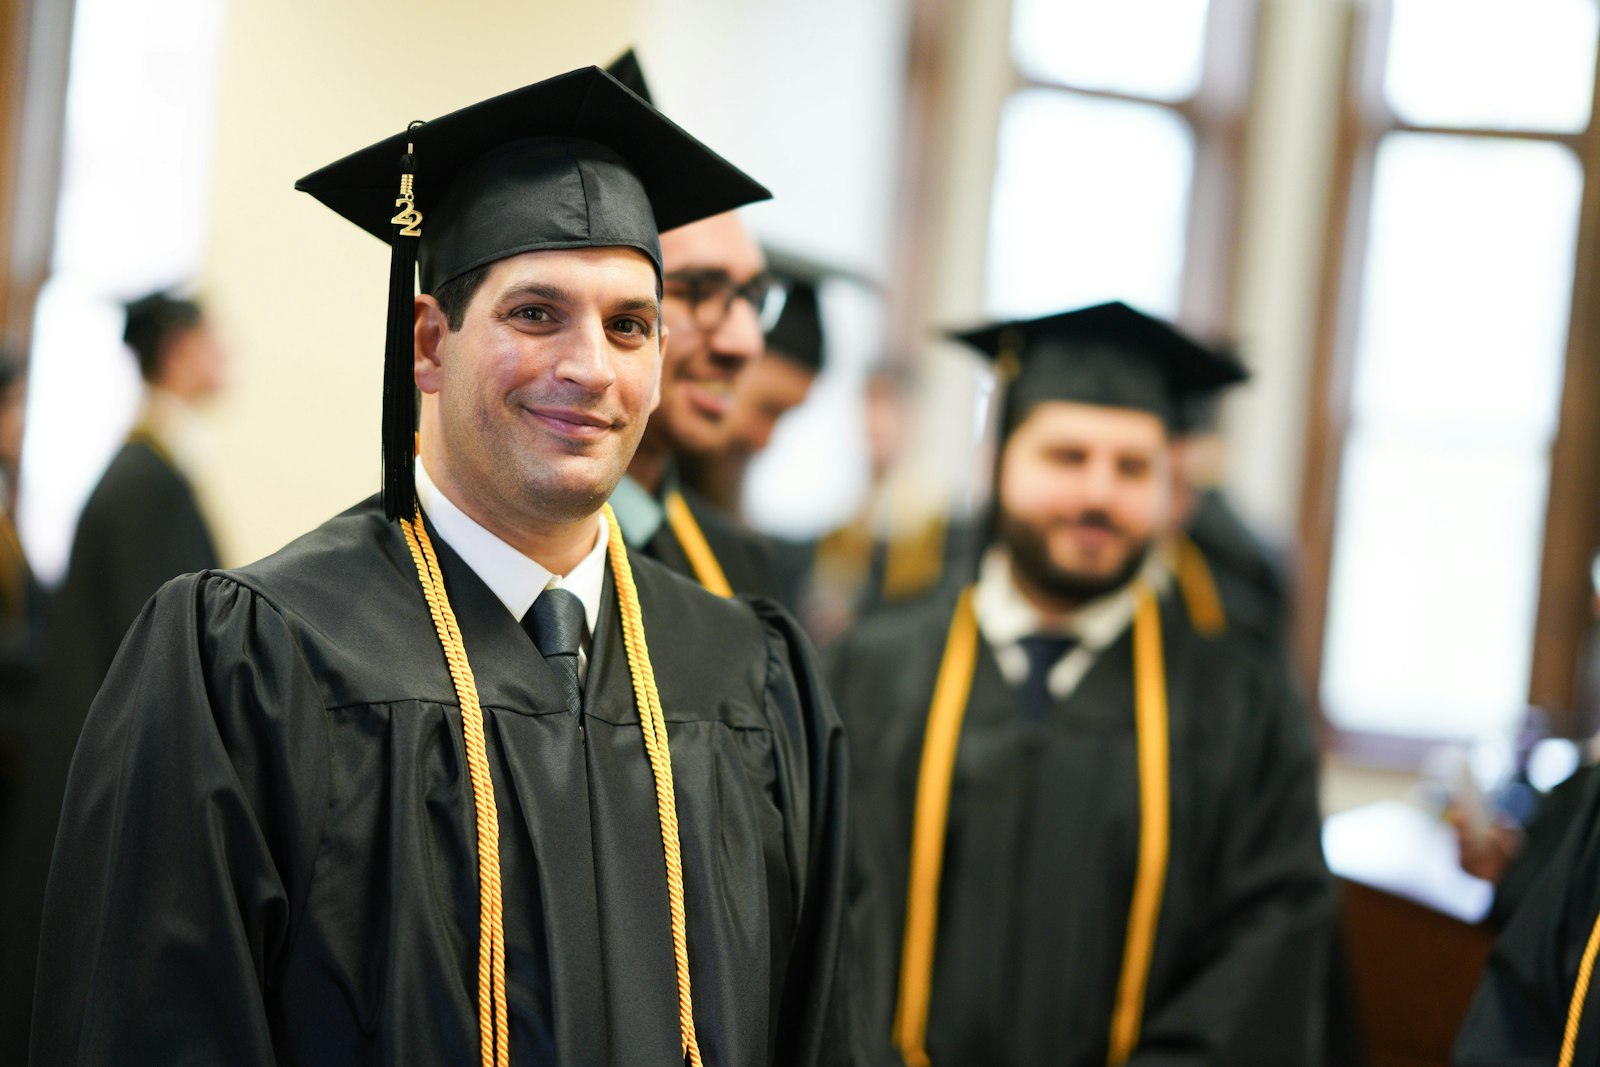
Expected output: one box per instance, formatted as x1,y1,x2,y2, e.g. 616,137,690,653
523,587,585,714
1017,633,1077,722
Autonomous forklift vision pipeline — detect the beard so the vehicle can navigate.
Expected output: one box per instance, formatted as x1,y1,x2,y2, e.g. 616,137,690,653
998,505,1151,607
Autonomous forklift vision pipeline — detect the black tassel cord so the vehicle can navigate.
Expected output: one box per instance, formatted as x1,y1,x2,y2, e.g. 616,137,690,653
382,139,422,521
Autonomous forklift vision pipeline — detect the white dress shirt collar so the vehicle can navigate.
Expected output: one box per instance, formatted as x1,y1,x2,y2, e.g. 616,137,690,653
413,458,608,639
974,544,1169,699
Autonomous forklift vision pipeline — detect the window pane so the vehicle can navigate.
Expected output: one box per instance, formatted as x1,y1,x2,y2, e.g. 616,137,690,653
1012,0,1211,101
1385,0,1598,132
985,90,1192,320
17,0,224,583
1321,430,1550,740
1351,133,1579,438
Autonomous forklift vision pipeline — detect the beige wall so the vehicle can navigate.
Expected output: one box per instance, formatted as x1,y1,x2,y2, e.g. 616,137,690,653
196,0,642,566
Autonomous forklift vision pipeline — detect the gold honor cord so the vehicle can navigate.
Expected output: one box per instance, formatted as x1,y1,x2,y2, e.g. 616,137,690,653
1173,535,1227,637
602,504,704,1066
892,587,980,1067
1106,587,1172,1064
399,514,509,1067
663,490,735,598
399,504,702,1067
892,585,1172,1067
1559,906,1600,1067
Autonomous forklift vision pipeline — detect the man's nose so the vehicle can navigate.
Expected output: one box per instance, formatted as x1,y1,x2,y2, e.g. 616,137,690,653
554,320,618,390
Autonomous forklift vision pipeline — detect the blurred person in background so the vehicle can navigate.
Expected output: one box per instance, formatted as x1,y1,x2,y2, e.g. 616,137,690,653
1451,562,1600,931
677,250,966,633
603,50,787,601
0,347,43,846
831,302,1333,1066
680,248,837,515
0,346,38,1067
1454,757,1600,1065
777,360,977,645
50,290,224,693
1164,353,1292,653
0,293,225,1064
0,349,42,688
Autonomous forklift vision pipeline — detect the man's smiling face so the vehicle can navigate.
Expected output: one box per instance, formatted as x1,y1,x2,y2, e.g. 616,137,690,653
416,245,663,530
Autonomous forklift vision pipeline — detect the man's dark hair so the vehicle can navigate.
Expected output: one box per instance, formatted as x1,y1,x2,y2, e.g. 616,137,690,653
431,264,492,332
122,292,202,383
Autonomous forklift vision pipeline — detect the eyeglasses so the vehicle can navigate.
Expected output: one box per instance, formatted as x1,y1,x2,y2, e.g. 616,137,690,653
663,269,789,335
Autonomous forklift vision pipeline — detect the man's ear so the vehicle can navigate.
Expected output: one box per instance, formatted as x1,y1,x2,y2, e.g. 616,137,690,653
415,295,449,395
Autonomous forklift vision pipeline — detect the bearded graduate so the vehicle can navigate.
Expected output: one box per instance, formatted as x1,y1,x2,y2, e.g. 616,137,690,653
31,67,856,1067
829,302,1334,1066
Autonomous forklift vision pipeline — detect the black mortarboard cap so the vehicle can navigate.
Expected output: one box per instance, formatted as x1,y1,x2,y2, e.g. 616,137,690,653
295,65,771,521
604,48,654,105
1176,343,1249,435
760,248,877,373
948,301,1246,437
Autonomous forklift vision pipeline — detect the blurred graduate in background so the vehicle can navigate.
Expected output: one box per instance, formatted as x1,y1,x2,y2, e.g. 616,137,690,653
49,290,225,692
831,301,1333,1066
603,50,788,601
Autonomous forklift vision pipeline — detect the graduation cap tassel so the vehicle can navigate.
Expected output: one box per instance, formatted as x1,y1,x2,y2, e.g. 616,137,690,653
383,132,424,521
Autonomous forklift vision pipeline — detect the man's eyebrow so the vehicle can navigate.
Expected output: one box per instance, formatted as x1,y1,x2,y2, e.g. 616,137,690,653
496,282,569,304
612,296,661,315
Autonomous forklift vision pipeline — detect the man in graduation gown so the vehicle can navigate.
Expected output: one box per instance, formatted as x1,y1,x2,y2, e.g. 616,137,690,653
31,66,856,1067
602,50,787,601
830,302,1333,1066
0,296,226,1064
50,291,224,699
1454,762,1600,1065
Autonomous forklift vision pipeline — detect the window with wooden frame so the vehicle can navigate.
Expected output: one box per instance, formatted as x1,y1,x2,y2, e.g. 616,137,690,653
1300,0,1600,754
982,0,1255,327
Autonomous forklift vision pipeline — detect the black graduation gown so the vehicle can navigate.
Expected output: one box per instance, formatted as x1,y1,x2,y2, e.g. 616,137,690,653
829,589,1333,1066
645,482,786,602
51,437,220,692
0,439,219,1064
1454,766,1600,1066
30,496,854,1066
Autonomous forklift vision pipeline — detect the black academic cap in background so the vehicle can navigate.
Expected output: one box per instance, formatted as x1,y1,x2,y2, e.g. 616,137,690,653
1176,344,1249,436
294,65,771,521
604,48,654,105
948,301,1247,437
761,248,877,373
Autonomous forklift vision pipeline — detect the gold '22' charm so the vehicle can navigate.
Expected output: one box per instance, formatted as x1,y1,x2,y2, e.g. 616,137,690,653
392,165,422,237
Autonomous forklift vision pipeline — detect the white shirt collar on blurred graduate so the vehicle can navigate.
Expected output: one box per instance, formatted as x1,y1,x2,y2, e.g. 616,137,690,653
136,388,209,479
975,542,1168,701
414,457,607,674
